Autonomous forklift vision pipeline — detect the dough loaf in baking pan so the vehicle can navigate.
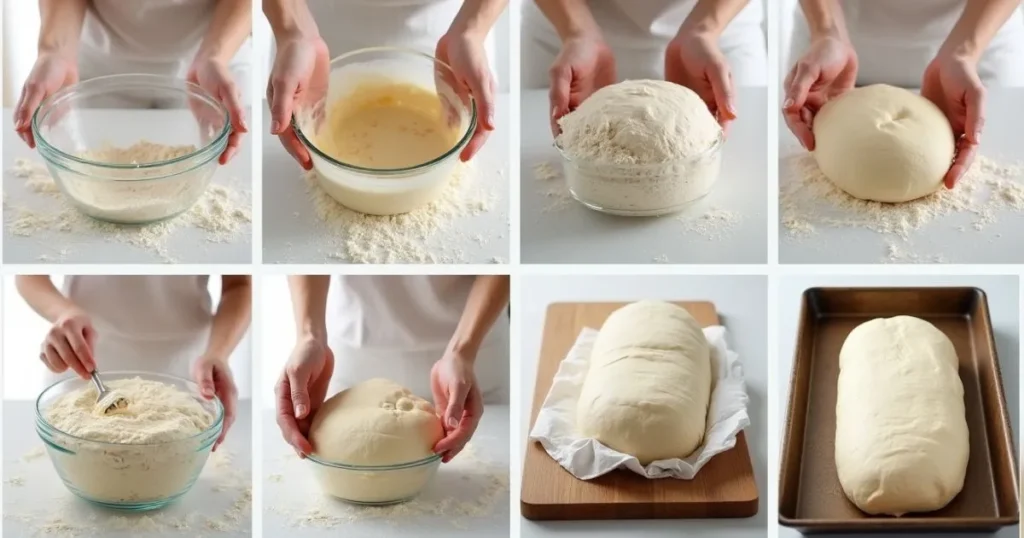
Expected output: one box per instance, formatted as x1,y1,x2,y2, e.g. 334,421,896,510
835,315,969,516
576,300,712,464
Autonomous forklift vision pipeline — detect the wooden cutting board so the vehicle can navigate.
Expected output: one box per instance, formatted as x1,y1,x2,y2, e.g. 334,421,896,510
521,301,759,520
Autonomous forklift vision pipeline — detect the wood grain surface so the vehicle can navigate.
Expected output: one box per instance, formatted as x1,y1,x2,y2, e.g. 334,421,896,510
521,301,759,520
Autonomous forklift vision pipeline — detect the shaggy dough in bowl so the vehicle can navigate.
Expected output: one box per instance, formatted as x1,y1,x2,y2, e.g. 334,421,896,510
308,378,443,503
813,84,955,203
576,301,711,464
836,316,969,516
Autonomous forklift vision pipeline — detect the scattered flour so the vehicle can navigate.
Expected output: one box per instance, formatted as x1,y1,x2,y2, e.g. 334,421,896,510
780,152,1024,261
303,163,498,264
6,159,251,262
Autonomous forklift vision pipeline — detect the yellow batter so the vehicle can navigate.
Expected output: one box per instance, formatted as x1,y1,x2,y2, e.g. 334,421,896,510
314,81,461,169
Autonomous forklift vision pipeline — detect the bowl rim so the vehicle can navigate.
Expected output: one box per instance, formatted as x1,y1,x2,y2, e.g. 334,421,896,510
31,73,231,172
305,451,442,471
554,130,724,170
292,46,477,176
35,370,225,447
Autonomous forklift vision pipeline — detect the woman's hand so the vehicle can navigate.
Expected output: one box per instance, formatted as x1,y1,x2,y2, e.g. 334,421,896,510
782,35,858,150
921,54,984,189
267,36,330,171
548,34,616,137
191,356,237,451
188,57,248,165
14,52,78,148
430,349,484,463
436,31,496,162
275,336,334,457
665,32,737,134
40,306,95,380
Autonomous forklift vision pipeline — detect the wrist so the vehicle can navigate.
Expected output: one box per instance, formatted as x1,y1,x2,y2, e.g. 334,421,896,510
37,41,77,61
937,38,982,66
446,334,481,362
198,353,229,367
298,326,327,346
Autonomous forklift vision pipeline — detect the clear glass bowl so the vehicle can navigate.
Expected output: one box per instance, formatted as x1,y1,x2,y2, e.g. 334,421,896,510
293,47,476,216
35,371,223,511
556,133,724,217
305,452,442,505
32,74,230,224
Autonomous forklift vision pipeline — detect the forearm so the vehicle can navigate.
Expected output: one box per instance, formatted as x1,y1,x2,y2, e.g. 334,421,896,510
15,275,77,323
680,0,750,38
195,0,251,64
263,0,320,42
204,276,252,363
939,0,1020,62
37,0,88,56
534,0,602,41
448,276,510,360
448,0,507,40
288,275,330,343
799,0,849,41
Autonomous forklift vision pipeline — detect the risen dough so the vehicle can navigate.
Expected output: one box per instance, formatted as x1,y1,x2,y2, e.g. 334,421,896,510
576,301,711,464
310,378,443,465
813,84,955,203
836,316,969,516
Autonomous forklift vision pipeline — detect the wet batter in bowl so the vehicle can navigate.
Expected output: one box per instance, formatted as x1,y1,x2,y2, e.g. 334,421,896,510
315,81,461,169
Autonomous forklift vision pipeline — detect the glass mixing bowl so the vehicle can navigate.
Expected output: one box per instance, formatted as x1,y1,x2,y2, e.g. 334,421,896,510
305,452,442,505
556,133,724,217
35,371,223,511
32,74,230,224
293,47,476,216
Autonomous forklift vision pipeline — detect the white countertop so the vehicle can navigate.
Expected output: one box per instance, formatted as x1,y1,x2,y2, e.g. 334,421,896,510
262,405,510,537
261,95,511,264
518,275,768,537
3,399,253,537
778,88,1024,264
520,88,768,264
2,109,253,264
777,275,1020,538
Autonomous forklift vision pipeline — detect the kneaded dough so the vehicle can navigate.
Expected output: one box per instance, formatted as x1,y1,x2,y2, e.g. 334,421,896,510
314,80,461,169
310,378,443,465
813,84,955,203
836,316,969,516
576,301,711,464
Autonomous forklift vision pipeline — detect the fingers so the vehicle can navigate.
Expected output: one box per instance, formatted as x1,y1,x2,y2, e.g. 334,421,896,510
269,75,299,135
215,379,237,452
219,130,242,165
964,82,985,144
218,83,248,134
193,363,216,399
275,374,313,457
784,61,816,113
40,347,68,374
783,106,816,151
285,361,313,419
15,83,46,148
434,386,483,462
708,62,736,126
279,129,312,170
945,137,978,189
65,329,95,374
443,378,471,430
460,127,491,162
548,64,572,138
48,335,89,379
468,73,496,132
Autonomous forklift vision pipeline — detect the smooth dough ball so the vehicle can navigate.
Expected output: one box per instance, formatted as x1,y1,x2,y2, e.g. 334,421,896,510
310,378,443,465
836,316,969,516
576,301,711,464
813,84,955,203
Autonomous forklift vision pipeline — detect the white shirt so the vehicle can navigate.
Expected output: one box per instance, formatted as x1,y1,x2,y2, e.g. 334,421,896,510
44,276,213,384
789,1,1024,87
326,275,509,403
521,0,767,87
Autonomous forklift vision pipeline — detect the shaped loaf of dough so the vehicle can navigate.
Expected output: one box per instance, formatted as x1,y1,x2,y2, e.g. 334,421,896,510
576,300,712,464
835,316,969,516
310,378,443,465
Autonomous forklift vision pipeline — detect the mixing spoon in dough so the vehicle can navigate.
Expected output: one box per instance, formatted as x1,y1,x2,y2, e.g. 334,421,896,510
90,370,128,415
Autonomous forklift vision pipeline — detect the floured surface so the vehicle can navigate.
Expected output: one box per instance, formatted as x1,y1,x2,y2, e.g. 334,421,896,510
263,98,511,264
1,109,253,264
262,406,510,537
521,89,766,264
778,88,1024,264
3,400,253,537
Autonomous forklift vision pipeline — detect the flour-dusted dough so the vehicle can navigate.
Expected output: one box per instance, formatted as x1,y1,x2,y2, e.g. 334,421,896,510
310,378,443,465
576,301,712,464
813,84,955,203
836,316,969,516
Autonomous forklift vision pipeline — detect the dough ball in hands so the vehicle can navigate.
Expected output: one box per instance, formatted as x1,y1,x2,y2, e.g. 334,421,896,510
576,301,712,464
309,378,443,465
813,84,955,203
835,316,969,516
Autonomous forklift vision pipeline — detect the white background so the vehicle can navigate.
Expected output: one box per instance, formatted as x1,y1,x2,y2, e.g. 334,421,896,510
518,274,768,538
2,274,253,399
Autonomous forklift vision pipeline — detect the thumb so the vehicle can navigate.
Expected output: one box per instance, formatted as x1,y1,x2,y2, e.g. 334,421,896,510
964,82,985,144
269,75,299,135
287,364,313,419
444,382,471,430
80,322,98,371
548,64,572,137
195,363,216,399
709,61,737,121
